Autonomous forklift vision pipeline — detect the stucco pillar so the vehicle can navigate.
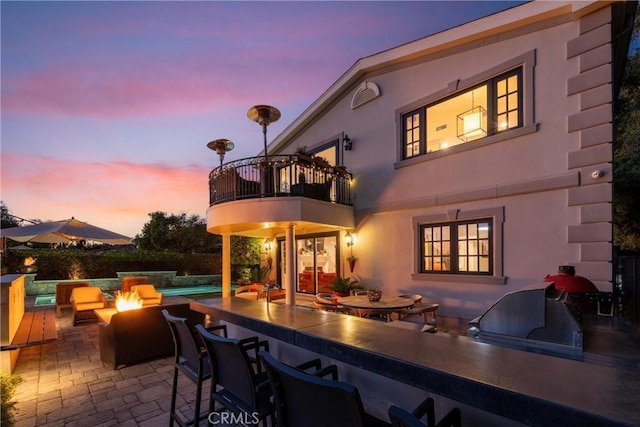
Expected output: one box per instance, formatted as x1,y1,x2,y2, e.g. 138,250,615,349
285,223,296,306
221,232,232,297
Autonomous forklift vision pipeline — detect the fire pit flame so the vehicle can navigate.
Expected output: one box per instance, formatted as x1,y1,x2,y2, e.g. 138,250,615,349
115,290,143,312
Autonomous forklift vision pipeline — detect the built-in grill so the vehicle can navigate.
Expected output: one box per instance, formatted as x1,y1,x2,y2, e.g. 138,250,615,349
467,282,584,359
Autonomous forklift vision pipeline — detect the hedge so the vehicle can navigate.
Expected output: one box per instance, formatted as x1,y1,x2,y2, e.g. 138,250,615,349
2,249,221,280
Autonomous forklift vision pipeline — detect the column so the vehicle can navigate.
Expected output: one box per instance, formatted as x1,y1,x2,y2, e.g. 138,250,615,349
285,223,296,306
221,232,232,297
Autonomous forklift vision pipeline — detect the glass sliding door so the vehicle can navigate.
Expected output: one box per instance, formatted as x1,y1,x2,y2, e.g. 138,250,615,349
296,234,338,294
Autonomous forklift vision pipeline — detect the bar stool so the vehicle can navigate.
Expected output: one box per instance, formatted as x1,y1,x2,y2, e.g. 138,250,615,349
259,350,390,426
163,309,227,427
195,324,275,426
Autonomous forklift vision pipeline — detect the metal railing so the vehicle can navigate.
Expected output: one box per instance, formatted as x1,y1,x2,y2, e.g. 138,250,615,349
209,155,352,206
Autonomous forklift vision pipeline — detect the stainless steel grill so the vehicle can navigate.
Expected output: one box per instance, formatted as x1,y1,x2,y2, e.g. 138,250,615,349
467,283,583,359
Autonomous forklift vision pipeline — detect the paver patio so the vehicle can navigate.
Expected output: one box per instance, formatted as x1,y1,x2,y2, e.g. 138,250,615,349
10,297,209,427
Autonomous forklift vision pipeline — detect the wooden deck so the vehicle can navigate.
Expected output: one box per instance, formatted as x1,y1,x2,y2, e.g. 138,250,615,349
11,311,57,348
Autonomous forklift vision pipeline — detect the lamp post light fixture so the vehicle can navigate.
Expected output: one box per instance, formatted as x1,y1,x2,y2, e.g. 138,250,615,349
207,138,235,168
247,105,281,163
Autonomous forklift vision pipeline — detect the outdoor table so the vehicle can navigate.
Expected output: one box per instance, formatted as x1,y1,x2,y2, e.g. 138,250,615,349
337,295,414,321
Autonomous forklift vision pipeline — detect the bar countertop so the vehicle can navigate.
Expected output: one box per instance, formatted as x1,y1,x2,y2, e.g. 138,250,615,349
190,297,640,427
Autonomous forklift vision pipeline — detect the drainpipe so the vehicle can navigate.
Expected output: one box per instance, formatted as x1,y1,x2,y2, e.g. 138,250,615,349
221,231,232,297
285,223,296,306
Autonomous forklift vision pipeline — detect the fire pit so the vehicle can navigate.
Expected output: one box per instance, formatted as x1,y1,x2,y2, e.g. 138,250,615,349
16,257,37,274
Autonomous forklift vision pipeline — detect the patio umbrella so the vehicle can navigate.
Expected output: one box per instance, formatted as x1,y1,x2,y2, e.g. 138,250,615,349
0,217,132,245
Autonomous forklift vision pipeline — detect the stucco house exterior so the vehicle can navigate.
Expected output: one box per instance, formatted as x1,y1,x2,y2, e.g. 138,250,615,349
206,0,638,328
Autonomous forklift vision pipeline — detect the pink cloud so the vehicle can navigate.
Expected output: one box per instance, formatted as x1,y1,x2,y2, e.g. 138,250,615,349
1,153,211,237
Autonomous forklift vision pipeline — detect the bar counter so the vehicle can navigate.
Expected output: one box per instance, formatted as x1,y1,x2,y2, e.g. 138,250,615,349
190,297,640,427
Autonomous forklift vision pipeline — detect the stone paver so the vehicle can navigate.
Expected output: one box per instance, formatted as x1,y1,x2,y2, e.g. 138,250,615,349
10,298,214,426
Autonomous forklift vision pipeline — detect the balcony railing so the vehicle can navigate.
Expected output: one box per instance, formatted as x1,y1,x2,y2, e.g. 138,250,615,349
209,155,352,207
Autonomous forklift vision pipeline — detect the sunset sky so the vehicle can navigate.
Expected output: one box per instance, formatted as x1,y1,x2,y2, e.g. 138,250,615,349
1,1,523,239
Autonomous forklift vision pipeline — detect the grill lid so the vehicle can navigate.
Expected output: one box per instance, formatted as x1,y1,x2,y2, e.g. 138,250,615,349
468,282,583,358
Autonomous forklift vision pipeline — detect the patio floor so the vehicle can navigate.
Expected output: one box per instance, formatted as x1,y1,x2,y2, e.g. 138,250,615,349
11,296,214,427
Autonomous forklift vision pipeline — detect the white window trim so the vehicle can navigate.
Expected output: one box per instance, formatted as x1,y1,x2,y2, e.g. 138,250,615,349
411,207,506,285
396,50,537,166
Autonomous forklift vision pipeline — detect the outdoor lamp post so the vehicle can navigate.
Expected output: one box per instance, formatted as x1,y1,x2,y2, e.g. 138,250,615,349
247,105,280,196
247,105,280,164
207,138,235,168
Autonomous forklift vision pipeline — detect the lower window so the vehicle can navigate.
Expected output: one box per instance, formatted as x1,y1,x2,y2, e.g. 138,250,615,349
421,219,492,275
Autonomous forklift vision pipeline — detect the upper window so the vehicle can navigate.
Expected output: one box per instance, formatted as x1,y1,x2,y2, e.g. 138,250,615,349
403,68,523,159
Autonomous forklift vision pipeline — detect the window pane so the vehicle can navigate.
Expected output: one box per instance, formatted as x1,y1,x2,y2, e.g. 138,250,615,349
508,111,518,128
480,240,489,255
469,240,478,255
480,256,490,272
507,75,518,92
424,228,432,241
459,257,467,271
479,223,489,238
497,79,506,96
458,241,467,255
458,224,466,239
442,256,451,271
468,257,479,272
497,97,507,114
508,93,518,109
442,226,450,241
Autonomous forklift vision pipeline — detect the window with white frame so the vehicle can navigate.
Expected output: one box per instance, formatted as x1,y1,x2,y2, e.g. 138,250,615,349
403,67,522,159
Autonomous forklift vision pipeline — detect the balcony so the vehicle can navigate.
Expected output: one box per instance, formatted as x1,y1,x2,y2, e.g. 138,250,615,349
207,155,354,236
209,155,352,206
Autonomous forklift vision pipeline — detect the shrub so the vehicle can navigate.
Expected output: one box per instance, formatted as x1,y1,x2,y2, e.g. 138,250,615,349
1,373,22,427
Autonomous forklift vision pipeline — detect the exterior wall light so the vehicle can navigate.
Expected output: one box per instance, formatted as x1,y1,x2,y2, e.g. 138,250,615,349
264,239,272,252
343,134,353,151
345,231,357,272
345,231,354,247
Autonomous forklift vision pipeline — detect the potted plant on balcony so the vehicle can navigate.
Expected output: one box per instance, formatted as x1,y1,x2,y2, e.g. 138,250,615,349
333,165,349,177
295,146,313,165
313,156,331,170
330,276,362,297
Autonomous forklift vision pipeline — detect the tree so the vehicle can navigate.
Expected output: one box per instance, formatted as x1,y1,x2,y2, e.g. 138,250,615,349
0,201,19,229
134,211,221,253
614,10,640,250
